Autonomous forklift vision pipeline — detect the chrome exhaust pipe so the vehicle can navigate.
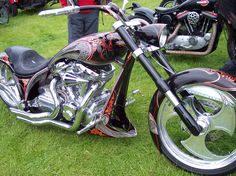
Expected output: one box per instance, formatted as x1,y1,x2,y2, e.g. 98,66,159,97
12,81,100,133
10,78,60,120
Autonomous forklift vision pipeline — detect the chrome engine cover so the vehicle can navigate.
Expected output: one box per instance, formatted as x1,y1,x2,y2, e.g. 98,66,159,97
28,61,115,129
0,53,115,134
167,33,211,50
187,11,200,25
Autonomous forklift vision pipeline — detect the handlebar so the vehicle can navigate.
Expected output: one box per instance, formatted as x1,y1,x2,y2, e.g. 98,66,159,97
39,2,128,22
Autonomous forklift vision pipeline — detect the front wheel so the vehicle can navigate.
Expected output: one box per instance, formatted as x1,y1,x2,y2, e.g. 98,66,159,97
149,69,236,175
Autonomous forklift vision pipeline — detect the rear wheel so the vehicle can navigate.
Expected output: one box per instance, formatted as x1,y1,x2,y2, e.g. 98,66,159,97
156,84,236,175
0,5,9,24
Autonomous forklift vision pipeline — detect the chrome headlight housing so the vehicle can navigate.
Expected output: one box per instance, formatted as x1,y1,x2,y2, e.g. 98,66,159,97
135,23,168,48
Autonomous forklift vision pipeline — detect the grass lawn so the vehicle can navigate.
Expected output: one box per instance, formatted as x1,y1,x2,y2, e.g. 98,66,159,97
0,0,234,175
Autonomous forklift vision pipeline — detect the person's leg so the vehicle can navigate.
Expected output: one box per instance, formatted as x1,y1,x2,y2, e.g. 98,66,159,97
227,25,236,61
220,23,236,76
68,13,84,44
83,10,99,36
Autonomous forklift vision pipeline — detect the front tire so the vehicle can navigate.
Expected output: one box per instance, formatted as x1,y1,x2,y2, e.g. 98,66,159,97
149,70,236,175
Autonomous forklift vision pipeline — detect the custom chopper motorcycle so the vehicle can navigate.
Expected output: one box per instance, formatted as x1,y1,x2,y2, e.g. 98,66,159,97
0,2,236,175
129,0,223,56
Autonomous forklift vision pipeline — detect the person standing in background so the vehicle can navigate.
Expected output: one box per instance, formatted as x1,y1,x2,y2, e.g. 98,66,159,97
217,0,236,76
60,0,100,44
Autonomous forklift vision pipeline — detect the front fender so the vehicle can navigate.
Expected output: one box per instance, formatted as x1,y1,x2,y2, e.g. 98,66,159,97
168,68,236,92
148,68,236,151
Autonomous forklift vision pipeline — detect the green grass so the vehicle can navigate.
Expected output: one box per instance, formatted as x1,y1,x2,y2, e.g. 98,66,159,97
0,0,234,176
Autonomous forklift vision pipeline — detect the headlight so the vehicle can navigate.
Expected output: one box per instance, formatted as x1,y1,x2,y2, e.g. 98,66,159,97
134,23,168,48
159,25,168,48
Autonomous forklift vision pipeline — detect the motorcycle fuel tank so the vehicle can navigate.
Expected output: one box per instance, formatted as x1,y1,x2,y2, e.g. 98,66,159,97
51,32,127,66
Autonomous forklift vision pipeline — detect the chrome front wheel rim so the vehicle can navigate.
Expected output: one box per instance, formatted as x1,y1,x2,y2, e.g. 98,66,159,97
158,85,236,170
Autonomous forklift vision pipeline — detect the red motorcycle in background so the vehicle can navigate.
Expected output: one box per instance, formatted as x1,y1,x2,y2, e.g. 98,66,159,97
8,0,58,16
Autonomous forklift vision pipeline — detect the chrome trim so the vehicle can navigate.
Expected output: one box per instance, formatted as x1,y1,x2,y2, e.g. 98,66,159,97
125,20,141,28
132,48,143,58
112,20,124,30
165,90,180,106
158,84,236,170
146,45,159,52
166,23,218,56
10,78,60,120
62,72,89,86
77,115,104,135
70,83,100,131
0,62,22,108
14,81,100,132
16,116,72,128
0,83,21,108
25,67,49,100
38,6,80,16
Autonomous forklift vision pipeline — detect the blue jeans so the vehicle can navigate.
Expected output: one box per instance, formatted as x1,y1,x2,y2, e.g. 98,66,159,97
68,10,99,44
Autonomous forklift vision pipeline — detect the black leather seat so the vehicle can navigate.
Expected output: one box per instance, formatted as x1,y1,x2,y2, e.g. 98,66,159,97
5,46,49,77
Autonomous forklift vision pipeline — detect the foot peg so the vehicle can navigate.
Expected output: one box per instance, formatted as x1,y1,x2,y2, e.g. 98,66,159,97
125,89,142,106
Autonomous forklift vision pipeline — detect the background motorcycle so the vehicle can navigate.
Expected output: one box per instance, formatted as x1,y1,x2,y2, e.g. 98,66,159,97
0,0,9,24
159,0,184,7
8,0,58,16
0,2,236,175
129,0,223,56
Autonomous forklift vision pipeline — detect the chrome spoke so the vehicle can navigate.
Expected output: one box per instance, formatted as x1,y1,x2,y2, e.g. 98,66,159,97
158,85,236,171
210,103,235,136
160,98,178,126
181,134,225,160
183,95,202,117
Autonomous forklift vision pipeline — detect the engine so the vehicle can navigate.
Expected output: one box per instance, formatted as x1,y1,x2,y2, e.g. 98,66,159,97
29,61,115,127
166,10,217,51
